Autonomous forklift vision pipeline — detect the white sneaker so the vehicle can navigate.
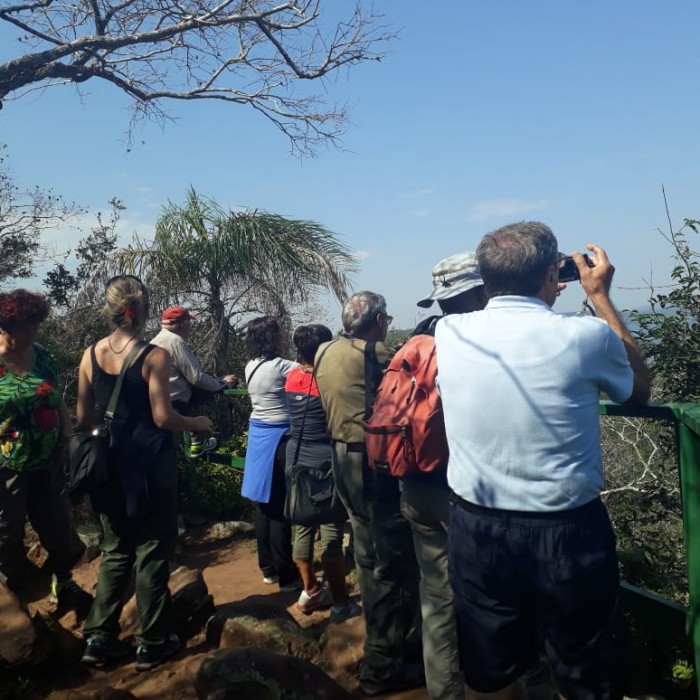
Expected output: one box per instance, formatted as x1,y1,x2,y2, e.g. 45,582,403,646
296,586,333,614
262,575,279,585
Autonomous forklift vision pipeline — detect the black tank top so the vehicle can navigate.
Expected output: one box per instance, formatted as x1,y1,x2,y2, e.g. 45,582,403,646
90,343,168,451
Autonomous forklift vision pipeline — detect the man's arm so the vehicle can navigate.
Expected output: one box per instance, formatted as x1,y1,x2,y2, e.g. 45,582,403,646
574,245,651,405
170,338,229,393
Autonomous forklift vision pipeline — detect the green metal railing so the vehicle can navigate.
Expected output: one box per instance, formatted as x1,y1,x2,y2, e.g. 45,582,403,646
217,392,700,689
600,401,700,693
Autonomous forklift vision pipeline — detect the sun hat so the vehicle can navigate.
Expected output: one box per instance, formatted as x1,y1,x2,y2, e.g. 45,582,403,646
161,305,196,326
417,251,484,308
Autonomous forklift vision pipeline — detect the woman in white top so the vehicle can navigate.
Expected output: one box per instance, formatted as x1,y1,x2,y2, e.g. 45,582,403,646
240,316,300,591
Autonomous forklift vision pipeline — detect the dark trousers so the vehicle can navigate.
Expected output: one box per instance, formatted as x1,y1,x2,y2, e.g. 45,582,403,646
0,459,84,588
255,438,297,586
83,449,178,647
332,442,420,684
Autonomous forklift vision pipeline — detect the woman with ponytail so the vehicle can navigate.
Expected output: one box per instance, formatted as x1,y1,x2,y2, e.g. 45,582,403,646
76,275,214,671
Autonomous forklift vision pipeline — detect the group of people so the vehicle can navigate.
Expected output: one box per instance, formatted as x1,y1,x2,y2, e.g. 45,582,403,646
238,220,650,700
0,278,228,671
0,219,651,697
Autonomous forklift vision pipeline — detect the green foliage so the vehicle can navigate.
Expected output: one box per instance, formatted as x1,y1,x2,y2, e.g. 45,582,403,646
386,328,411,347
179,434,251,520
600,217,700,610
115,188,356,376
43,199,122,310
600,414,687,603
40,205,122,412
630,218,700,402
672,659,695,689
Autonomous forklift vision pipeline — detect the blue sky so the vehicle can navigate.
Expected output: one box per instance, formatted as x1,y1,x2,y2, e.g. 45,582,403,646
1,0,699,328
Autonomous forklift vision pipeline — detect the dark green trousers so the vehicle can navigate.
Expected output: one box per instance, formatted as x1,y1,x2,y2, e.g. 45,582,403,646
0,457,84,589
331,442,420,684
83,448,178,647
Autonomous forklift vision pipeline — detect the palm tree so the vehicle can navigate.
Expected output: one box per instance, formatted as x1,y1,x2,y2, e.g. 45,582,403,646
115,188,356,373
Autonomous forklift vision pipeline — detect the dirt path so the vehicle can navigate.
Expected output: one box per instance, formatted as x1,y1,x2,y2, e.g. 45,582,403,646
21,528,430,700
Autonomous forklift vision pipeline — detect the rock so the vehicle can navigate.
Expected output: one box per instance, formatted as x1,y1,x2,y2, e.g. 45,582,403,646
205,601,306,650
196,647,350,700
120,564,215,641
0,580,47,666
205,521,254,540
26,541,48,569
34,611,85,660
169,565,217,640
219,614,320,662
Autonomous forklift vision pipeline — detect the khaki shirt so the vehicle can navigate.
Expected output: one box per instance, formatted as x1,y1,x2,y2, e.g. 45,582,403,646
314,337,394,443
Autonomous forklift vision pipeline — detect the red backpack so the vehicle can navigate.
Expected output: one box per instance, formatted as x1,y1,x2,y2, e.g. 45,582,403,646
363,334,448,477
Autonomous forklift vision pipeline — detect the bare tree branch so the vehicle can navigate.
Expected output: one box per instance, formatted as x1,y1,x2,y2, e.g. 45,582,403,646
0,0,394,154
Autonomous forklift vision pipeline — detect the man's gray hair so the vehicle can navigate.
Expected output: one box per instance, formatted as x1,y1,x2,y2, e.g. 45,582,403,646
476,221,559,298
342,291,387,336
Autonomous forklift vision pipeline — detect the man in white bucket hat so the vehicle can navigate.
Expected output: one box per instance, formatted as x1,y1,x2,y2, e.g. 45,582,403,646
401,250,487,699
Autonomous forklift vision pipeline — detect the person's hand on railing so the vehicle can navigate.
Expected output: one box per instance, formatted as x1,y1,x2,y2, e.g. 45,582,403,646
222,374,238,388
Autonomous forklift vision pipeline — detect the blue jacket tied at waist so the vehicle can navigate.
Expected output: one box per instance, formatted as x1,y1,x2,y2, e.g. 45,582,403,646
241,418,289,503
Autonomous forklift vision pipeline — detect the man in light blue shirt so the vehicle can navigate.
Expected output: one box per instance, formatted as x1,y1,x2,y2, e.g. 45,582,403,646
435,221,650,700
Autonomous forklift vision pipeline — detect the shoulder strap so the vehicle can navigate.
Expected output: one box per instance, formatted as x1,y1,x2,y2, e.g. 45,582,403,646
246,358,269,387
363,340,381,420
292,366,317,465
292,338,338,464
105,340,146,421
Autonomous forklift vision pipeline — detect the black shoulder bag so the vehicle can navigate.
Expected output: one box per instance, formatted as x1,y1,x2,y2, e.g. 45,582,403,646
68,341,145,498
284,342,347,526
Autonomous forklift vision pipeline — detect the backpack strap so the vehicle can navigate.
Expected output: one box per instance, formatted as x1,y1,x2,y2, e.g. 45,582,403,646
292,338,338,465
363,340,381,420
105,340,146,421
291,364,318,466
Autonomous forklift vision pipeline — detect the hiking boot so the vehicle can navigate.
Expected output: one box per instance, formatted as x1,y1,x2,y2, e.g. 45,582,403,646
359,662,425,697
135,635,182,672
296,586,333,614
50,576,93,617
190,437,217,459
81,635,133,666
329,600,362,623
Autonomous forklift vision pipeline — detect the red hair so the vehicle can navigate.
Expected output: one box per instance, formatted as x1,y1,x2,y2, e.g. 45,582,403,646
0,289,50,330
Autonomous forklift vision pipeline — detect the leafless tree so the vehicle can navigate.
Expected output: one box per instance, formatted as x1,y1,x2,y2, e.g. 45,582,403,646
0,144,83,286
0,0,393,154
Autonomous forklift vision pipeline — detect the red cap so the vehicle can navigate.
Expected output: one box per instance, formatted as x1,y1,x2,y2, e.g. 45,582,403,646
161,305,196,326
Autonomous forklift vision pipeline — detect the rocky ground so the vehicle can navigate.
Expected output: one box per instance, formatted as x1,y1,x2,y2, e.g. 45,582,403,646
1,521,433,700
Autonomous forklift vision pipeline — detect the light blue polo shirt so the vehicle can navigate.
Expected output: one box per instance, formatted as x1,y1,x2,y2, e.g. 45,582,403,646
435,296,634,512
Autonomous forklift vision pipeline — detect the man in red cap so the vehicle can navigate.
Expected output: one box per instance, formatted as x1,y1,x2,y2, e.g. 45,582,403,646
151,305,237,458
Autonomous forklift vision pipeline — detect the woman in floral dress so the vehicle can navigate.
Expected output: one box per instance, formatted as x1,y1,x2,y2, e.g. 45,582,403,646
0,289,91,613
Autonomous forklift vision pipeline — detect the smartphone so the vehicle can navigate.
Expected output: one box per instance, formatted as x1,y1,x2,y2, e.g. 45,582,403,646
558,254,591,283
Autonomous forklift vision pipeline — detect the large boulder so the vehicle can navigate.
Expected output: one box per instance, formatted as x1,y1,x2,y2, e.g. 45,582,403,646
120,564,215,641
204,601,294,648
0,581,48,666
196,647,350,700
207,601,320,662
